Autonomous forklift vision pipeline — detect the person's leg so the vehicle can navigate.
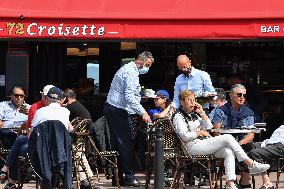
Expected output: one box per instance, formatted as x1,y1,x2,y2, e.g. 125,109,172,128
214,147,237,187
104,104,138,186
4,136,28,169
239,142,260,188
247,143,284,188
189,134,249,162
189,134,270,175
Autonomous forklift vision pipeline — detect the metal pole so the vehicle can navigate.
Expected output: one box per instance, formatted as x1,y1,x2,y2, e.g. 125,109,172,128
154,125,164,189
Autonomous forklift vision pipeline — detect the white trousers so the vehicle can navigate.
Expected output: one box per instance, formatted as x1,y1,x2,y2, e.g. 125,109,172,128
75,151,94,181
187,134,249,181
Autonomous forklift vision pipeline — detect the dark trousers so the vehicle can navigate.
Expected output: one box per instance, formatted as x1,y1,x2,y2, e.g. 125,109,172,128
248,143,284,165
0,129,17,149
103,103,135,177
5,135,28,180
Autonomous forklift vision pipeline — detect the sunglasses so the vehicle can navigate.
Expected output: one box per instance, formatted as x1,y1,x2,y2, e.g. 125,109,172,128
12,94,25,98
235,93,246,98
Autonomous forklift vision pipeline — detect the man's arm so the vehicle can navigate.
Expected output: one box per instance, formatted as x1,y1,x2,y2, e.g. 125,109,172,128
172,79,181,109
239,132,255,145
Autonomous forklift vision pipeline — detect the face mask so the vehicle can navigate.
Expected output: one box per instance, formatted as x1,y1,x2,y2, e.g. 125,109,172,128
139,66,149,75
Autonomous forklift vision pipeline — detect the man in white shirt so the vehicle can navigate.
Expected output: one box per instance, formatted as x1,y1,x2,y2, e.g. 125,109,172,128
241,125,284,189
31,87,71,130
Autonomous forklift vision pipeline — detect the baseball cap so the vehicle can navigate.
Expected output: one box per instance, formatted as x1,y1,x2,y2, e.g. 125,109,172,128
47,87,63,100
155,90,169,100
213,88,226,100
40,85,55,96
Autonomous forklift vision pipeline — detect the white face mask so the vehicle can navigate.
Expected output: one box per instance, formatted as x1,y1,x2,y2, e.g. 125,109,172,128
139,66,149,75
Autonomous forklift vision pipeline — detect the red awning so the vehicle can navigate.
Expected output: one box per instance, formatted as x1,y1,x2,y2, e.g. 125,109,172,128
1,0,284,39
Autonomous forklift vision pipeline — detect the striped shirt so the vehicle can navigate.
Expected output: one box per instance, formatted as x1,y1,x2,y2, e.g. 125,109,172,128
106,61,145,115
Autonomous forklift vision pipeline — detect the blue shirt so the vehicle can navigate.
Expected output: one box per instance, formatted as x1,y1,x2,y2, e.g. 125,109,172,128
211,106,254,141
148,108,162,121
211,107,254,129
172,67,215,109
0,101,30,128
106,61,145,115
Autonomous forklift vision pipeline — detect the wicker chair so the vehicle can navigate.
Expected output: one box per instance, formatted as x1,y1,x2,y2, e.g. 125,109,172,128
74,117,120,187
71,117,94,188
145,118,180,188
172,130,224,189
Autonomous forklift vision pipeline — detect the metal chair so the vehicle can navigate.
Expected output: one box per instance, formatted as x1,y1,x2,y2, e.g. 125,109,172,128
145,118,180,188
71,117,120,187
172,130,223,189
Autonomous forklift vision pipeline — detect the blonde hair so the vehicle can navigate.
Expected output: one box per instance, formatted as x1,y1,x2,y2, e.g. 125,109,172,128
178,90,195,102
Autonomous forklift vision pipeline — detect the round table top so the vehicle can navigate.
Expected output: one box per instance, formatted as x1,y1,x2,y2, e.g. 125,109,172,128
210,128,265,134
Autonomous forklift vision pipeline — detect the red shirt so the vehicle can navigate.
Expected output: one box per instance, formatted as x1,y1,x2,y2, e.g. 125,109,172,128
26,100,45,128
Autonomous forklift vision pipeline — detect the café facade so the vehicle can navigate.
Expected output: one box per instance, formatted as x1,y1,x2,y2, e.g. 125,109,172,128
1,0,284,124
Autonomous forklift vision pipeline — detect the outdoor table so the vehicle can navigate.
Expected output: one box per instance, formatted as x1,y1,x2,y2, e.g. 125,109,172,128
210,128,266,134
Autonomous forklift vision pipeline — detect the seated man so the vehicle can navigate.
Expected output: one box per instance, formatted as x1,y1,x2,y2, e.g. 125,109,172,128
172,90,270,189
148,89,173,121
241,125,284,189
211,84,257,189
208,88,227,120
63,88,96,188
0,85,53,186
0,86,30,149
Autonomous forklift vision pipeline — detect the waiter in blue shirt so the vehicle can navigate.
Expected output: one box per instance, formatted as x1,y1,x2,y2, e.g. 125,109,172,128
103,51,154,187
172,55,215,110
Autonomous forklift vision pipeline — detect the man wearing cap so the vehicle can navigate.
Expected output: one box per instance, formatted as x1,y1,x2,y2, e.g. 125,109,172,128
148,90,173,121
0,85,55,188
104,51,154,187
209,88,227,120
31,87,71,129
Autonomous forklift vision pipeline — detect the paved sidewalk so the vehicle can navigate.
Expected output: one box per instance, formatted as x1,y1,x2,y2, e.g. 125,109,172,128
1,172,283,188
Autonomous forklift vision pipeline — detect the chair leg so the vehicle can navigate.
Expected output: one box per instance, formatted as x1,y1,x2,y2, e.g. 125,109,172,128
252,175,255,189
276,171,280,189
113,156,120,187
145,169,152,189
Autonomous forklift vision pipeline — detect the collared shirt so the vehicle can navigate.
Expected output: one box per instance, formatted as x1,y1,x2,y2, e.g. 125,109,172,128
261,125,284,147
172,67,215,109
0,100,30,128
106,61,145,115
173,112,213,147
26,100,45,128
31,103,70,129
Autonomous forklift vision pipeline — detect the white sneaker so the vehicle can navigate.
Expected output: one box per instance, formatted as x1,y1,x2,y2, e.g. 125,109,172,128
249,160,270,175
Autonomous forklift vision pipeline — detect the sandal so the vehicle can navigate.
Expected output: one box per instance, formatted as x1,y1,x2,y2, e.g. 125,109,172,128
0,170,7,183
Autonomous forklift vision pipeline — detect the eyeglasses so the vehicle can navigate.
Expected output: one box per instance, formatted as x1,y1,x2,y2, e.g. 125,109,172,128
235,93,246,98
12,94,25,98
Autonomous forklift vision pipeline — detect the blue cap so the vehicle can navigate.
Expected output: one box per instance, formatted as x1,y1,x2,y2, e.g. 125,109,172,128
155,90,169,100
47,87,63,100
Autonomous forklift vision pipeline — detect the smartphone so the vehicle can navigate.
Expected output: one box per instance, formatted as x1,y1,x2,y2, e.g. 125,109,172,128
194,105,198,111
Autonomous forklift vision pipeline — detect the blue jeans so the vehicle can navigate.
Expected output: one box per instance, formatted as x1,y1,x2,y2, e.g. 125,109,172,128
5,135,28,180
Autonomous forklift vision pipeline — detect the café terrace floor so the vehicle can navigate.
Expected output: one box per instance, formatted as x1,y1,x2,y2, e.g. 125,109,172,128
0,172,283,189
